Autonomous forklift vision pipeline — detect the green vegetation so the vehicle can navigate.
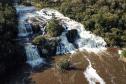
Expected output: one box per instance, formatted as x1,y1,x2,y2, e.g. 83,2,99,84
31,0,126,47
0,4,17,39
46,18,64,37
32,35,58,56
32,17,65,56
32,35,46,45
121,50,126,57
57,60,70,72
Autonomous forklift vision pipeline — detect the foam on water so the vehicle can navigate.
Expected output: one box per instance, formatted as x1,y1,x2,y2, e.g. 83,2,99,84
84,57,105,84
118,50,122,55
25,43,44,68
16,6,35,37
56,32,76,54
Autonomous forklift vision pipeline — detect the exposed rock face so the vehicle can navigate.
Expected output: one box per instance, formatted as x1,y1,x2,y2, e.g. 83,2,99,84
66,29,79,43
38,38,58,57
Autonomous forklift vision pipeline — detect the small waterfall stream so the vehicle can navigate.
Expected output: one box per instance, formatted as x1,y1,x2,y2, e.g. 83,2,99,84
84,57,105,84
16,5,44,68
56,31,76,55
25,43,44,67
17,6,34,37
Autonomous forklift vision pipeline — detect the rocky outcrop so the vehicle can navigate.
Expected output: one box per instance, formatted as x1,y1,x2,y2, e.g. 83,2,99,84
66,29,79,43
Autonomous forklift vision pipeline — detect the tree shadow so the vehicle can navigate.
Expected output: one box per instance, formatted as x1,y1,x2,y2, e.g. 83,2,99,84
5,56,55,84
67,67,84,71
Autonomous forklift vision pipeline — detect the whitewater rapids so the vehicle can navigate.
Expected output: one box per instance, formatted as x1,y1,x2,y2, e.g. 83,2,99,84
36,8,106,54
84,57,105,84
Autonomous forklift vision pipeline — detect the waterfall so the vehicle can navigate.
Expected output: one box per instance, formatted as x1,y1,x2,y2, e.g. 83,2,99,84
16,6,36,16
74,23,106,53
25,43,44,67
36,8,107,54
16,6,35,37
56,31,76,55
16,6,44,67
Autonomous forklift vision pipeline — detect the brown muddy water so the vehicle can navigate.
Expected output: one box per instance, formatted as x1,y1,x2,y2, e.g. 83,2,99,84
7,48,126,84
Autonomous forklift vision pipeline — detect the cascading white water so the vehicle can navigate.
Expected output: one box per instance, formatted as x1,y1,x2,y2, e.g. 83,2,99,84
16,5,44,67
25,43,44,67
36,8,107,54
16,6,35,37
16,6,106,58
16,6,36,16
56,31,76,54
84,57,105,84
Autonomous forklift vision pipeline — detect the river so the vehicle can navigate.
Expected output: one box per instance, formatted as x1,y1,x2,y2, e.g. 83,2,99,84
7,5,126,84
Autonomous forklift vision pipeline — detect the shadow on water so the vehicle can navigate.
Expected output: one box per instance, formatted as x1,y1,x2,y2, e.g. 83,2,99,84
67,67,84,71
4,56,55,84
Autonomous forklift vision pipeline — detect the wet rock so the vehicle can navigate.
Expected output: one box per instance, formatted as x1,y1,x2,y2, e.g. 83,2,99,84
38,37,58,57
27,17,46,34
66,29,79,43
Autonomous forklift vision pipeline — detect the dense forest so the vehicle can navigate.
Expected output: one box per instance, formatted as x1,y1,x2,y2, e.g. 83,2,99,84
0,0,26,81
30,0,126,47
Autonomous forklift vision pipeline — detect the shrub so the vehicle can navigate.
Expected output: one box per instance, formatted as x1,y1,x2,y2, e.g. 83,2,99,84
121,50,126,57
33,35,58,56
32,35,46,45
46,18,64,37
57,60,70,72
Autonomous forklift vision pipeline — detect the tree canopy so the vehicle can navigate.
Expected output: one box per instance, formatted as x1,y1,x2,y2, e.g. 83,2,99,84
31,0,126,47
